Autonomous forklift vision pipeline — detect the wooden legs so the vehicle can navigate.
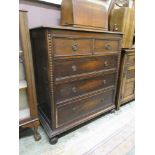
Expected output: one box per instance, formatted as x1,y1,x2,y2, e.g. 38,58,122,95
20,119,41,141
49,136,58,145
32,120,41,141
33,126,41,141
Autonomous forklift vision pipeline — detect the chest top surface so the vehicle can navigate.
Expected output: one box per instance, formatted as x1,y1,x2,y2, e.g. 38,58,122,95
31,26,123,35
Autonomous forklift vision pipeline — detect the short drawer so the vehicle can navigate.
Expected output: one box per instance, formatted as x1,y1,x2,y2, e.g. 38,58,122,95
94,39,120,54
56,89,114,127
55,73,116,103
54,55,118,79
53,37,92,56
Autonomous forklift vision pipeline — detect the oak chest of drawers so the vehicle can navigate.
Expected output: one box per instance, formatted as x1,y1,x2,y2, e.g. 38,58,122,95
30,26,123,144
116,48,135,110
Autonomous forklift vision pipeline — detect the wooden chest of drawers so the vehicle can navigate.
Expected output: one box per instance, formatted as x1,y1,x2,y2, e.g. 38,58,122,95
116,48,135,110
61,0,109,30
30,26,123,144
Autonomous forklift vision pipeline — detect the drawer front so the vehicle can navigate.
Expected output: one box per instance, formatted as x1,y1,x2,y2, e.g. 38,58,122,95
57,89,114,127
54,55,118,79
127,54,135,66
53,37,92,56
55,73,116,103
57,90,114,127
94,39,120,53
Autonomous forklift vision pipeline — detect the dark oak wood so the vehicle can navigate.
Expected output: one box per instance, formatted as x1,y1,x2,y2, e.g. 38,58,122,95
53,37,92,56
61,0,114,30
54,55,118,79
94,39,120,54
49,136,59,144
19,10,41,141
55,72,116,103
30,26,122,144
57,89,115,127
116,48,135,110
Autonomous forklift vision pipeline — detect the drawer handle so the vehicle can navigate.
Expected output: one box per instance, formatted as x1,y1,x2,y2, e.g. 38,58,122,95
72,43,78,51
72,107,76,111
105,44,112,50
72,65,77,71
72,87,77,93
113,24,118,31
104,61,109,67
100,98,104,102
103,80,106,84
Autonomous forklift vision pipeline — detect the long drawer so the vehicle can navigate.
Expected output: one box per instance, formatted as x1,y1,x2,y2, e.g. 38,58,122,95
56,89,115,127
55,72,116,103
54,55,118,79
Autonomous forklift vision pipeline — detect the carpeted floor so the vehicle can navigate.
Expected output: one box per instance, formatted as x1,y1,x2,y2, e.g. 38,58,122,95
19,101,135,155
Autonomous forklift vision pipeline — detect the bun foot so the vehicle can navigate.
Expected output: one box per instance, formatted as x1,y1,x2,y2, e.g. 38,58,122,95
49,136,58,145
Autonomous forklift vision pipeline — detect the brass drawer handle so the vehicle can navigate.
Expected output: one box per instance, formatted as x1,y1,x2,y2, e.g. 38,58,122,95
104,61,109,67
103,80,106,84
113,24,118,31
72,65,77,71
72,87,77,93
72,43,78,51
105,44,112,50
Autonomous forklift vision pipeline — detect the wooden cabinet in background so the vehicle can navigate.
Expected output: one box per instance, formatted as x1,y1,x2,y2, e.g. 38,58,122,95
109,7,135,48
19,10,41,141
116,48,135,110
30,26,123,144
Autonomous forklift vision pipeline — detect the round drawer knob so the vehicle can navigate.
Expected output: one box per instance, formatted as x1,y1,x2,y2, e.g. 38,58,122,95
72,87,77,93
105,45,112,50
72,107,76,111
103,80,106,84
72,43,78,51
72,65,77,71
104,61,108,67
100,98,104,102
113,24,118,31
